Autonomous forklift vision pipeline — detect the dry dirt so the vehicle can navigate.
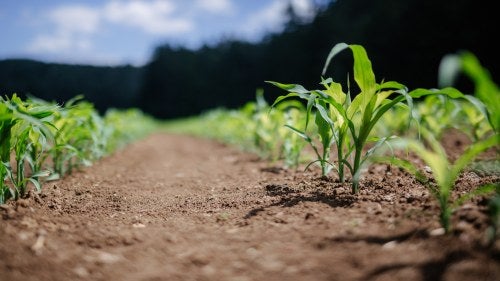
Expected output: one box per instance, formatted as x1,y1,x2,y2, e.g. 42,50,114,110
1,132,499,281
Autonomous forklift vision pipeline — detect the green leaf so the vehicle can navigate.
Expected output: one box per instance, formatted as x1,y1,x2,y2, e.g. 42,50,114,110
28,178,42,192
372,156,428,184
322,42,349,76
377,81,406,91
452,183,497,210
460,52,500,116
374,90,394,109
304,159,335,173
265,81,310,94
284,125,311,142
350,44,376,99
31,170,51,178
438,54,462,88
409,87,465,99
451,134,499,176
315,102,336,129
270,93,300,109
315,103,334,147
305,92,317,130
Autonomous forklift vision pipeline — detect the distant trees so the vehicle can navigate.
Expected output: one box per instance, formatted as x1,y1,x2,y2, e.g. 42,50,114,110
140,41,264,119
0,59,142,113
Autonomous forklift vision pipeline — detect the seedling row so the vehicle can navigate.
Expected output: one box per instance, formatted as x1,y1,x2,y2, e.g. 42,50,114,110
0,95,157,204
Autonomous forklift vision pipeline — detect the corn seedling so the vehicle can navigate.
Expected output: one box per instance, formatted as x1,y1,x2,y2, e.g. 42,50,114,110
416,95,462,138
163,91,306,168
103,108,158,153
269,43,462,193
0,102,13,203
252,90,285,161
439,51,499,133
438,50,500,236
372,50,500,234
281,103,307,168
0,94,57,202
0,94,158,204
377,127,498,233
0,163,8,204
268,43,404,190
48,96,112,178
254,90,307,167
413,94,493,142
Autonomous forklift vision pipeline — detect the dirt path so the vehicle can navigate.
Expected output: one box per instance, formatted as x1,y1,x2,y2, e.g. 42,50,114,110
1,133,499,281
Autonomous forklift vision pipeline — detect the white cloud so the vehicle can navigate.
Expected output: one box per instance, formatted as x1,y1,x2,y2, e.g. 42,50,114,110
27,5,99,53
104,0,193,35
195,0,235,15
290,0,316,19
48,5,101,34
240,0,317,40
28,33,92,53
27,0,195,55
240,0,287,38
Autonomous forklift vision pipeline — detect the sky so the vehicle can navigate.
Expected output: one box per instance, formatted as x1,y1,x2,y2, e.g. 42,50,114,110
0,0,328,66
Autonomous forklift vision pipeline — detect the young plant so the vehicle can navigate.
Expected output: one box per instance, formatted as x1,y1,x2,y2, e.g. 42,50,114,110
252,90,284,161
103,108,158,153
377,127,498,233
25,127,52,186
414,94,493,142
0,94,159,204
0,102,14,203
0,162,9,204
268,43,415,192
280,103,307,168
416,95,461,138
49,97,105,178
439,51,499,134
0,94,57,201
435,50,500,235
248,89,307,165
269,43,475,193
162,90,307,168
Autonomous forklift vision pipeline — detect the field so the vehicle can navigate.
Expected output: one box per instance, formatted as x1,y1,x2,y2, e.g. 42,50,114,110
1,43,499,280
0,131,499,281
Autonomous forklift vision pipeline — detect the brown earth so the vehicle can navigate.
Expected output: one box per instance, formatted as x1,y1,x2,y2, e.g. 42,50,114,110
1,132,499,281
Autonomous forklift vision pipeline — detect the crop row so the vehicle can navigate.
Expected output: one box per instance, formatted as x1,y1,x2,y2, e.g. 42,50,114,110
165,43,499,238
0,95,158,204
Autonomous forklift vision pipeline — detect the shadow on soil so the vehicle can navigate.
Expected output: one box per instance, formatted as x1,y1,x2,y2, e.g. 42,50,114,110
243,184,355,219
363,250,472,281
321,229,500,281
318,228,430,246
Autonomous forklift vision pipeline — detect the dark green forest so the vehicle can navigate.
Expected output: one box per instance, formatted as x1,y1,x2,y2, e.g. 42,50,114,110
0,60,141,111
0,0,497,119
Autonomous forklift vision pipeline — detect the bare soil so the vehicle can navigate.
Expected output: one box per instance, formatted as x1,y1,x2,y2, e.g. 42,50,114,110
1,132,499,281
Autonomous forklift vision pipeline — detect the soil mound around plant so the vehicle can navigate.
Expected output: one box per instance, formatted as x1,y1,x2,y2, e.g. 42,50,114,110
1,133,499,281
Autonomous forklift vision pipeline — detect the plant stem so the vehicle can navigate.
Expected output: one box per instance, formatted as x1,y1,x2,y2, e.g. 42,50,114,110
322,145,330,176
16,158,25,198
351,143,363,194
337,138,345,183
439,195,451,233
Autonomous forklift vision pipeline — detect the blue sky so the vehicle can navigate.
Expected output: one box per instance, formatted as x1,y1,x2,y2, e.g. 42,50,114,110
0,0,327,66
